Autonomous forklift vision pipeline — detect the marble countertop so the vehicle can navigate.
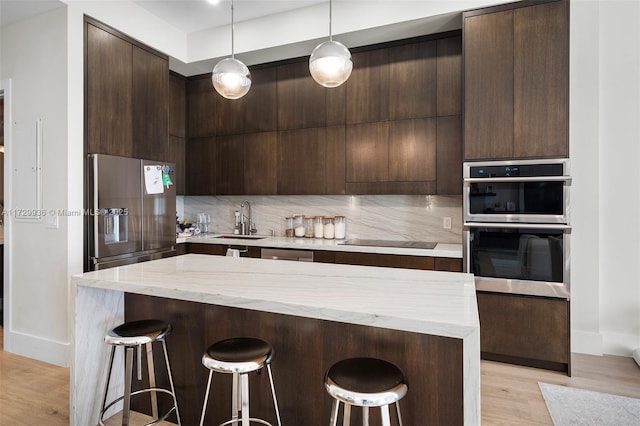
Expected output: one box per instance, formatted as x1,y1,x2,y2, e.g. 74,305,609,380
73,254,478,339
177,234,463,258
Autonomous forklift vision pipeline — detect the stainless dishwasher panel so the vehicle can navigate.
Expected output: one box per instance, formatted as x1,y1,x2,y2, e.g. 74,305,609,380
261,248,313,262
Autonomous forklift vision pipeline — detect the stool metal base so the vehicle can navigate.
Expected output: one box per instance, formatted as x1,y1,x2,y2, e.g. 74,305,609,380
99,324,181,426
199,338,281,426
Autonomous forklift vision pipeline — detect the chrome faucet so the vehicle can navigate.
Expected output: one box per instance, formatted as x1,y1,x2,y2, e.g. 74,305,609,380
240,200,257,235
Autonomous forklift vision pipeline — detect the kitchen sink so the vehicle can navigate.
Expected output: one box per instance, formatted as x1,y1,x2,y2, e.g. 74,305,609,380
207,234,267,240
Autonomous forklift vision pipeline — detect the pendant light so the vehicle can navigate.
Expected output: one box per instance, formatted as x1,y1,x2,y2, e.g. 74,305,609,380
309,0,353,88
212,0,251,99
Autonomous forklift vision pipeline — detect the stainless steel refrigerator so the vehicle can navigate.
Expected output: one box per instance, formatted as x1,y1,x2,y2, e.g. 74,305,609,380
86,154,176,271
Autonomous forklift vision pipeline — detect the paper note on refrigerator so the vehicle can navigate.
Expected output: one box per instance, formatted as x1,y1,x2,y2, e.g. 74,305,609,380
144,165,164,194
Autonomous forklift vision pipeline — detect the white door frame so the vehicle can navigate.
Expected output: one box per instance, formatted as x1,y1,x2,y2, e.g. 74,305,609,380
0,78,12,348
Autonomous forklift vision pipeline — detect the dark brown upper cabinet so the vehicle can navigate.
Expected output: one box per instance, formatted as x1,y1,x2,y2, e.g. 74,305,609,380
244,132,278,195
463,0,569,160
184,33,462,196
168,135,186,194
389,41,437,120
187,76,217,139
185,137,216,195
388,118,436,182
169,72,187,138
346,48,390,124
244,66,277,133
86,18,172,164
278,128,327,194
436,36,462,116
277,61,327,130
436,115,463,195
86,22,134,158
132,46,169,161
215,134,244,195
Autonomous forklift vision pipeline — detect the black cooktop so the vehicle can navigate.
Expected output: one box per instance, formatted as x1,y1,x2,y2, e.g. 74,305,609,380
339,239,438,250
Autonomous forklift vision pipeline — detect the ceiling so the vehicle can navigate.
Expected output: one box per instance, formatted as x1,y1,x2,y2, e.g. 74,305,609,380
0,0,65,28
132,0,325,34
0,0,467,75
0,0,326,33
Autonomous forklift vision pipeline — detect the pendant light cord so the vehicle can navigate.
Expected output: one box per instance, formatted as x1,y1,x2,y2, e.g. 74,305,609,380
329,0,333,41
231,0,235,59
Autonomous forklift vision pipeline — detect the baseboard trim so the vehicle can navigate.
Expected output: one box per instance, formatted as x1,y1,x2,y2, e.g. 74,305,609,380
571,329,603,355
4,328,70,367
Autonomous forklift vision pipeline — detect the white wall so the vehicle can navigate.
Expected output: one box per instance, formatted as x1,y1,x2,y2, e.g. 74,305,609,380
596,0,640,355
569,0,640,356
0,7,70,366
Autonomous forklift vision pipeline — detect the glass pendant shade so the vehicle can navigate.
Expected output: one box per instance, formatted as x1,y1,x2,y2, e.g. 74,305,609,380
212,57,251,99
309,40,353,88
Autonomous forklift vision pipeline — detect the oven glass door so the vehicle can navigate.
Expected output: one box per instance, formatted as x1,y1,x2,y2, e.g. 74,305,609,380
468,226,565,283
468,180,564,216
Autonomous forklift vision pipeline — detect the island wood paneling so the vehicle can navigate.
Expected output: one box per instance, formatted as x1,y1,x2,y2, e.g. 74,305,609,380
125,293,465,426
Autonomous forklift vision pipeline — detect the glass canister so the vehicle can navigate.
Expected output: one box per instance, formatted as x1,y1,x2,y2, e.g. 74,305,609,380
285,216,294,237
334,216,346,239
323,217,335,239
304,216,314,238
294,215,305,237
304,217,314,238
314,216,324,238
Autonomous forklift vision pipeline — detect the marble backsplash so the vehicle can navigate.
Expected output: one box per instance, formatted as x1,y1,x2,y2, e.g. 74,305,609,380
179,195,463,244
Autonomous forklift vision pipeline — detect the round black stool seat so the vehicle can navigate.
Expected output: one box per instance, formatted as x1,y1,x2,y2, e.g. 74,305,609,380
203,337,274,374
327,357,406,395
105,319,172,346
199,337,282,426
325,358,408,426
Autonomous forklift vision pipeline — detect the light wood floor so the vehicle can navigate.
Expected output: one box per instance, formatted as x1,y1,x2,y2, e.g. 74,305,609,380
1,326,639,425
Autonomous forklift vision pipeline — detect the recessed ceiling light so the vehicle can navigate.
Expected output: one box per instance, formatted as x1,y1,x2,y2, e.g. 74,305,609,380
207,0,220,5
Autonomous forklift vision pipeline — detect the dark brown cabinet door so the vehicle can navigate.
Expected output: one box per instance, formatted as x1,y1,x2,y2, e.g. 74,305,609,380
437,36,462,116
325,126,346,194
168,136,186,195
514,0,569,158
477,292,570,372
278,128,326,194
186,137,216,195
464,1,569,161
464,9,514,160
215,94,244,137
169,73,187,138
132,46,169,161
86,23,133,157
436,115,462,194
277,61,326,130
244,132,277,194
244,66,277,133
216,135,244,195
388,118,436,182
346,49,390,124
389,41,437,120
346,122,389,183
187,77,217,138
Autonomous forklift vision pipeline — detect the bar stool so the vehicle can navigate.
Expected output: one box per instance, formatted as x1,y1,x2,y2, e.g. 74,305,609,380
99,319,181,426
325,357,408,426
199,337,282,426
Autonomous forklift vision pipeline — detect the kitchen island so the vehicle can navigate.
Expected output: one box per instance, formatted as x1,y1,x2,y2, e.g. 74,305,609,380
72,254,479,425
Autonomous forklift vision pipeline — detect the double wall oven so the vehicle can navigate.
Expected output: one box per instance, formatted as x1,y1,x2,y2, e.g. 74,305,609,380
463,159,571,299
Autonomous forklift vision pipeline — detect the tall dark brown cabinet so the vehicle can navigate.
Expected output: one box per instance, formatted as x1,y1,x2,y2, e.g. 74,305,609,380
85,17,172,164
463,0,569,160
